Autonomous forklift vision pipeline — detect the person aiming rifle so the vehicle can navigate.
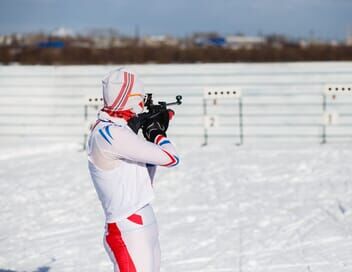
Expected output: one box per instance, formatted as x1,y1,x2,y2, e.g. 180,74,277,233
87,68,181,272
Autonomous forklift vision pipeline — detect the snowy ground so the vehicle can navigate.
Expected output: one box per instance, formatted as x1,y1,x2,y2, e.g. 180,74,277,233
0,141,352,272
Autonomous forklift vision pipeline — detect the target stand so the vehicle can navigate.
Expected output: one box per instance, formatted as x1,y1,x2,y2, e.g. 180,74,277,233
202,87,243,146
321,85,352,143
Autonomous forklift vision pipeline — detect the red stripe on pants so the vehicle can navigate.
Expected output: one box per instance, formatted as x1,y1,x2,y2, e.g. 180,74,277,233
127,213,143,225
106,223,137,272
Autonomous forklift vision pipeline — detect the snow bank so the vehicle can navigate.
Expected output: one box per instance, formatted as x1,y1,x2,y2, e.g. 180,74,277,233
0,143,351,271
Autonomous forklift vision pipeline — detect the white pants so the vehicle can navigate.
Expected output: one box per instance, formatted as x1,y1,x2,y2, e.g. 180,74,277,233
104,204,161,272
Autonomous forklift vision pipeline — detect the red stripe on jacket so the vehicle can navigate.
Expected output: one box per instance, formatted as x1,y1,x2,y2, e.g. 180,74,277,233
110,72,129,109
116,74,135,111
162,149,177,167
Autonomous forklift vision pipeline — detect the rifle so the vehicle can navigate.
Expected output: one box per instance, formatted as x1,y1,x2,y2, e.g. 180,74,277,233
128,93,182,134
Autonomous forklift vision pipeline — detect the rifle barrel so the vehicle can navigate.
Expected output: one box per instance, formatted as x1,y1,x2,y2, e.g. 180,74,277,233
166,101,182,106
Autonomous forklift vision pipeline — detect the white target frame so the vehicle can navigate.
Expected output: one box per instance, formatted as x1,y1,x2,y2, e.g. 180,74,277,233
324,85,352,96
85,96,104,106
204,87,242,99
202,87,243,145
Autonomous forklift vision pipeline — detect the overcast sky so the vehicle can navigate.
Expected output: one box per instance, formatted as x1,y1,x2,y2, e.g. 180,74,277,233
0,0,351,40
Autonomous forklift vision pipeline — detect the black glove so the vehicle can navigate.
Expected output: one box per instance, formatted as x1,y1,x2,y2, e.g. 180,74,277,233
127,115,143,134
128,109,174,135
142,121,167,142
142,110,171,142
154,109,171,132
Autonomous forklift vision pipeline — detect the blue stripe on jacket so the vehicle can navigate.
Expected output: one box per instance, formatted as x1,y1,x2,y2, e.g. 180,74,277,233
99,128,112,145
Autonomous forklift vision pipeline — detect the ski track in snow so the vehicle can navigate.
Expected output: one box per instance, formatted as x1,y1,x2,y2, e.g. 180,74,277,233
0,142,352,272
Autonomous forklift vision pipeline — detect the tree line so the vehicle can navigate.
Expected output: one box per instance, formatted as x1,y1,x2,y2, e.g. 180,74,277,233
1,44,352,64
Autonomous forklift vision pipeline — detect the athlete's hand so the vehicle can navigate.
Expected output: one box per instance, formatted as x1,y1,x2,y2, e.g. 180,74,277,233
143,121,166,142
143,109,174,142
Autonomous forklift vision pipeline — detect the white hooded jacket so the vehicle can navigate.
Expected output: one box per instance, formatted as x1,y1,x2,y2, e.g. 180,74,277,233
87,68,179,223
87,110,179,223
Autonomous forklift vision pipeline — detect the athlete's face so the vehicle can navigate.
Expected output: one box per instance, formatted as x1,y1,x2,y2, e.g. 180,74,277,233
127,93,145,114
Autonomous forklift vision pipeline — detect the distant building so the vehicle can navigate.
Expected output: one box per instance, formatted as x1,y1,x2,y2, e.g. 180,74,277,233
37,41,65,49
195,36,226,47
299,38,332,48
21,33,47,47
191,32,226,47
51,27,75,38
0,35,14,46
226,35,266,49
142,35,179,47
70,38,93,48
299,39,309,48
92,37,112,49
347,35,352,46
330,40,339,47
0,34,26,47
91,37,127,49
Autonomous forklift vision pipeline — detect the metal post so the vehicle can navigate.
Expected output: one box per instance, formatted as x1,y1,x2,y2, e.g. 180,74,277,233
83,104,88,150
84,104,88,121
202,98,208,146
238,98,244,145
322,94,327,144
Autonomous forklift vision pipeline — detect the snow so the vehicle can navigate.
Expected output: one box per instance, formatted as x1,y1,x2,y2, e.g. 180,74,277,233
1,62,352,271
1,141,352,272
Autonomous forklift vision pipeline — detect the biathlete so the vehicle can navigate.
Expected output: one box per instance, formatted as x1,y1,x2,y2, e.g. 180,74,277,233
87,68,179,272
